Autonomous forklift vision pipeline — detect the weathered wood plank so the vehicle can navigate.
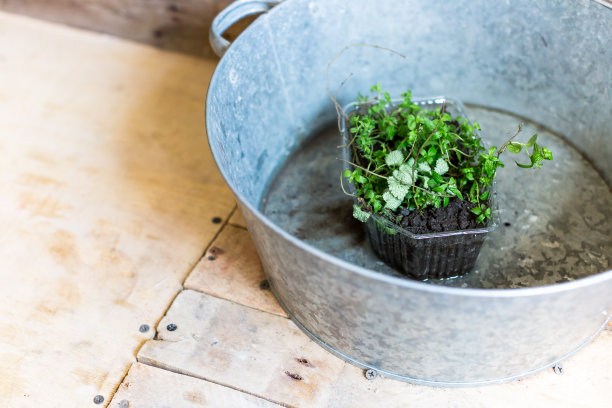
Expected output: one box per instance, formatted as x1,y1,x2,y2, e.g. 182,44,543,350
0,12,233,407
139,290,345,407
110,363,282,407
185,225,286,317
139,290,612,408
0,0,241,58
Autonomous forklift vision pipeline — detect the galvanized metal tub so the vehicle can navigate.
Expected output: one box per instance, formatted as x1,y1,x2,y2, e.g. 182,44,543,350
206,0,612,385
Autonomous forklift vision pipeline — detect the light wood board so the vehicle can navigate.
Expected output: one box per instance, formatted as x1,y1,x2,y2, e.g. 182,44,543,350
0,12,234,407
110,362,281,407
140,290,611,408
185,225,286,317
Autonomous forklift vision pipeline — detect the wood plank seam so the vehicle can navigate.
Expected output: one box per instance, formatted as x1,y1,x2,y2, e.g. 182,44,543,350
138,355,294,408
228,222,247,230
105,206,238,404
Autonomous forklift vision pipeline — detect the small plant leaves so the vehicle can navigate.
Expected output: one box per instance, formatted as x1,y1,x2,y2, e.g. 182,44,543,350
434,158,449,175
470,207,482,215
341,85,553,224
353,205,371,223
385,150,404,167
382,191,402,211
392,167,413,185
507,142,522,154
526,134,538,147
418,161,431,173
388,178,409,200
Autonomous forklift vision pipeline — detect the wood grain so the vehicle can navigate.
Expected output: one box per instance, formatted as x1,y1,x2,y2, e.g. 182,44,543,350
0,0,248,58
139,290,612,408
185,225,286,317
110,363,281,407
139,290,346,407
0,12,234,407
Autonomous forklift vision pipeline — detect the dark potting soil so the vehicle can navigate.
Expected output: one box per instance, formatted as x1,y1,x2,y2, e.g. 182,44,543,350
399,198,483,234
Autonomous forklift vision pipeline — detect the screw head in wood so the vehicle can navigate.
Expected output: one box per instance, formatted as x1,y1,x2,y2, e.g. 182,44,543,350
553,364,564,375
93,395,104,404
139,324,150,333
364,369,378,380
167,323,178,331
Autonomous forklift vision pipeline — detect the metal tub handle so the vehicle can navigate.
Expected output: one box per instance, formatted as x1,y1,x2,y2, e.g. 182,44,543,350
210,0,282,57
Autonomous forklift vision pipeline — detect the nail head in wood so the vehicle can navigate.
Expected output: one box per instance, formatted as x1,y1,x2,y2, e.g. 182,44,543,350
167,323,178,331
93,395,104,404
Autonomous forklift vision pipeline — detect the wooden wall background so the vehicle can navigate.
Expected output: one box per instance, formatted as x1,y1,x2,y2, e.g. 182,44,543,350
0,0,245,58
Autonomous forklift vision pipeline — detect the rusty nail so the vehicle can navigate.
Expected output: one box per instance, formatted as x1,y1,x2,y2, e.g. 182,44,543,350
553,364,563,375
93,395,104,404
167,323,177,332
364,369,378,380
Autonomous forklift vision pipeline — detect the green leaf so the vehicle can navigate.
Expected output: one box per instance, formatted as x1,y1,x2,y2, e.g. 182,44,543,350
526,134,538,147
418,161,431,173
470,207,482,215
385,150,404,167
407,115,416,130
382,191,402,211
343,169,352,178
388,178,409,200
507,142,522,154
431,171,444,184
372,199,383,213
542,147,553,160
443,196,450,207
393,164,414,185
480,190,489,200
353,205,371,222
356,175,368,184
515,161,533,168
447,185,463,200
434,158,449,175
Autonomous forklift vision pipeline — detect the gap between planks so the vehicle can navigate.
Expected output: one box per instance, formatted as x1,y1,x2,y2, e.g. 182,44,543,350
106,205,241,404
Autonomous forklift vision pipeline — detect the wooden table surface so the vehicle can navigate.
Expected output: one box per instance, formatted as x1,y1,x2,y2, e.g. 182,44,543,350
0,11,610,408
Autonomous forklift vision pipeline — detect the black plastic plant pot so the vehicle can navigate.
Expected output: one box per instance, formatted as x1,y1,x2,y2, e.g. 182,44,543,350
364,210,498,280
341,96,499,280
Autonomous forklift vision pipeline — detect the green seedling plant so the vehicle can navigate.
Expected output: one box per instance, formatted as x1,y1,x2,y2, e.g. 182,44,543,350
343,84,553,226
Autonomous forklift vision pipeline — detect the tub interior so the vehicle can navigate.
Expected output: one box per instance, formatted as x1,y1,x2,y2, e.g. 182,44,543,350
207,0,612,288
